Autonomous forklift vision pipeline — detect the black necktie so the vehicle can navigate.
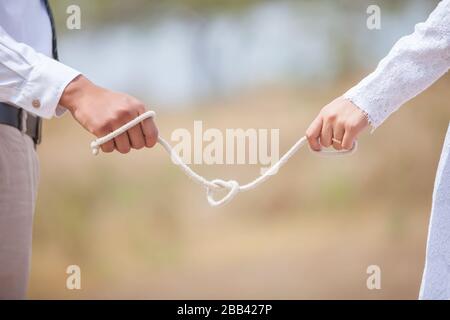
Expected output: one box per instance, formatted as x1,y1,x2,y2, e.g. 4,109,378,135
42,0,58,60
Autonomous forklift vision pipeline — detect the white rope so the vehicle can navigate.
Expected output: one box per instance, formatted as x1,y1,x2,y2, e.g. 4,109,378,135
90,110,357,207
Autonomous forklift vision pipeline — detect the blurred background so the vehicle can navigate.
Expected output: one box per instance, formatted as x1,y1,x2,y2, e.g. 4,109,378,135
30,0,449,299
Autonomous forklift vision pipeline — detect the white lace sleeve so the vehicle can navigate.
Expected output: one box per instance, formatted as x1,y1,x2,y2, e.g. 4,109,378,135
343,0,450,130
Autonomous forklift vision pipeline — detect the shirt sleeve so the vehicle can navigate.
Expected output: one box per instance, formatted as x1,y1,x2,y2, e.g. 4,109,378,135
343,0,450,130
0,25,80,119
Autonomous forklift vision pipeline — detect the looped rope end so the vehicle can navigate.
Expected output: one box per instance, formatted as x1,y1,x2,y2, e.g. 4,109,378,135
311,140,358,157
90,141,100,156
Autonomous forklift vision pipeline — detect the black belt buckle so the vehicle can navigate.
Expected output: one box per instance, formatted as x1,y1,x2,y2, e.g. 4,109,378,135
0,104,42,146
19,108,42,146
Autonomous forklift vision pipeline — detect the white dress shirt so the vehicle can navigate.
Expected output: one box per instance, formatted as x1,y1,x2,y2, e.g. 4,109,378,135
0,0,80,118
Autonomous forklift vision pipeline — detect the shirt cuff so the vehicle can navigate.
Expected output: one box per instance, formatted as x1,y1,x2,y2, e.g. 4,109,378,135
10,54,80,119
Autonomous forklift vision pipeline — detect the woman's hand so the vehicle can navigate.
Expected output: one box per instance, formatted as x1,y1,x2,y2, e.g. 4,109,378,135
306,97,369,151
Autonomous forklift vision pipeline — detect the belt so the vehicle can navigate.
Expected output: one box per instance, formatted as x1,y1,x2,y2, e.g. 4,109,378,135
0,102,42,145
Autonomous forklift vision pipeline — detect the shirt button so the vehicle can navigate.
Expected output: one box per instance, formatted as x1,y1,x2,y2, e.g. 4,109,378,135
32,99,41,108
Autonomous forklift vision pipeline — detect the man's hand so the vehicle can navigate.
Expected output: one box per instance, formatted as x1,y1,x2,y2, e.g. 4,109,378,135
59,75,158,154
306,97,369,151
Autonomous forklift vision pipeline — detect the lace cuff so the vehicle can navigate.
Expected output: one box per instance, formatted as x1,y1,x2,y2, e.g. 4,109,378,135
343,89,381,133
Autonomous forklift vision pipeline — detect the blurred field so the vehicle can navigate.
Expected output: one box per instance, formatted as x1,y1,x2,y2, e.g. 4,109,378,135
29,76,449,299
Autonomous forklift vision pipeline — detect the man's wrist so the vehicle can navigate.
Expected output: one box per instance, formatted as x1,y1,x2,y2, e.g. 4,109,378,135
59,75,93,113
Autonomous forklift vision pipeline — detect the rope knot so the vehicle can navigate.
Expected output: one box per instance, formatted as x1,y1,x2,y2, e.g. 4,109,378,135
206,179,240,207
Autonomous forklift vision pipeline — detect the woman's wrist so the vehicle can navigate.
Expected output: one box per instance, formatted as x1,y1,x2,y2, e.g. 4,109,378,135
341,96,373,132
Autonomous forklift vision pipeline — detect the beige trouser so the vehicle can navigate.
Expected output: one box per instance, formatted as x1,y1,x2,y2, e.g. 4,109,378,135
0,124,39,299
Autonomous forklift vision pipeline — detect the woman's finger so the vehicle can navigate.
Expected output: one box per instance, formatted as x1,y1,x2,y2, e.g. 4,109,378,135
306,115,323,151
332,123,345,151
320,119,333,147
342,127,357,150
